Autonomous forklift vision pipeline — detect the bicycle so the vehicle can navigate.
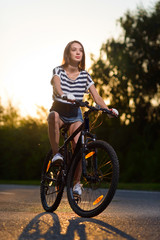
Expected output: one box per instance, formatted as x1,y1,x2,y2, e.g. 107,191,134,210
40,100,119,218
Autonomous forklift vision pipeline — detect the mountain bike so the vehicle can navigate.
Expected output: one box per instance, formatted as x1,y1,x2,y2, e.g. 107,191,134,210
40,100,119,218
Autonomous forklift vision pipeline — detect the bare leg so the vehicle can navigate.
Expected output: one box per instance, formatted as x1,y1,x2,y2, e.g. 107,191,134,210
47,111,64,155
69,121,82,183
74,160,82,183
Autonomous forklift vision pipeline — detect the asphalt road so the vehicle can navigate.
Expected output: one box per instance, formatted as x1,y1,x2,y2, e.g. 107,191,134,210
0,184,159,240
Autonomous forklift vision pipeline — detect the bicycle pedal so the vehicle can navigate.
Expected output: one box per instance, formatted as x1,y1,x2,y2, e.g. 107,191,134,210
73,194,81,203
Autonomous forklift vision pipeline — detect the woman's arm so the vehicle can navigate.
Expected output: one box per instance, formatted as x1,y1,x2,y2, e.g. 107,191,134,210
51,75,75,101
89,84,109,109
51,75,64,97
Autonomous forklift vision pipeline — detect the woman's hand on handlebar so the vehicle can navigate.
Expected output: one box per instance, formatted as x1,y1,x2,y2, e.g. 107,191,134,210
61,93,75,102
108,108,119,118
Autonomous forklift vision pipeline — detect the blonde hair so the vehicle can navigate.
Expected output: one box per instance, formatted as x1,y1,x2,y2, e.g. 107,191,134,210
62,40,85,70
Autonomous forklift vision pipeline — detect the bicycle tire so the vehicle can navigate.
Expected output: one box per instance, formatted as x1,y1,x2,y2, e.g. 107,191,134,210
40,149,64,212
67,140,119,218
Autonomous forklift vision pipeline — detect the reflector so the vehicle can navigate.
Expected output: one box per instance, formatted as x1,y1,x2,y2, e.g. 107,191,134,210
93,195,104,205
46,160,51,172
85,151,95,159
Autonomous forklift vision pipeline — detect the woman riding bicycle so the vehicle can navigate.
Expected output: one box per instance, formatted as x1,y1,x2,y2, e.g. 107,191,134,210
47,40,118,195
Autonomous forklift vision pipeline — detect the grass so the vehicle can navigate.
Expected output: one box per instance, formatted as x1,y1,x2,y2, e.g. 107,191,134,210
0,180,40,186
118,182,160,191
0,180,160,191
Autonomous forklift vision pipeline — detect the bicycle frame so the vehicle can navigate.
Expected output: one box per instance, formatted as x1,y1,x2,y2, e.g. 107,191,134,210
58,109,97,181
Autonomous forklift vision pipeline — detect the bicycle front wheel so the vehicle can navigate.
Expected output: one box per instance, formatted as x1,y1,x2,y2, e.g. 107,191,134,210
40,150,64,212
67,140,119,218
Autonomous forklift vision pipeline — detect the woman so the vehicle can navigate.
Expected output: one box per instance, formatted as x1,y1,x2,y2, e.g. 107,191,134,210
48,40,118,195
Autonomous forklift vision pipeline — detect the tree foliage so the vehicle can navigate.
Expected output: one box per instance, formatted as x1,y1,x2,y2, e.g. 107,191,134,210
91,1,160,126
0,101,50,180
90,1,160,183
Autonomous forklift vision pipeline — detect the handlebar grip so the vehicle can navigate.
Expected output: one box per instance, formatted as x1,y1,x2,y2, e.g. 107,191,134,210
61,94,67,100
101,108,112,114
101,108,118,118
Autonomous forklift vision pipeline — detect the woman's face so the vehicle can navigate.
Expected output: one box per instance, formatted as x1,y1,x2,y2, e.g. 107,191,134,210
69,42,83,64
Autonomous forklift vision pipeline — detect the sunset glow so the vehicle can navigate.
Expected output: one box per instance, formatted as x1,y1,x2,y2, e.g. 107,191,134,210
0,0,156,117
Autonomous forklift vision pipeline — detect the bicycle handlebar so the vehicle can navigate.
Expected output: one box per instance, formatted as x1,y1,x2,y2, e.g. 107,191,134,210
75,100,118,117
56,95,118,118
75,100,109,112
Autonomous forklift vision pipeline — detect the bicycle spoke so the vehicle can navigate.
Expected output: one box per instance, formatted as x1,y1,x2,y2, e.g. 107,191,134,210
40,150,64,212
67,140,119,217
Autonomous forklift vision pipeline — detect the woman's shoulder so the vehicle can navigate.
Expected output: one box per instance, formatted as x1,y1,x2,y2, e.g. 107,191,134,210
53,65,64,71
53,65,65,75
80,69,92,78
80,69,89,75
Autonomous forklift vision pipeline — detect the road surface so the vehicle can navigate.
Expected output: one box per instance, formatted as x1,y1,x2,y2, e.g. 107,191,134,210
0,184,159,240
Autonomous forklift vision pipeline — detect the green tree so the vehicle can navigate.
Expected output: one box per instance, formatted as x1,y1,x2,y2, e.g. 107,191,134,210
91,1,160,126
0,102,50,180
0,100,20,127
90,1,160,183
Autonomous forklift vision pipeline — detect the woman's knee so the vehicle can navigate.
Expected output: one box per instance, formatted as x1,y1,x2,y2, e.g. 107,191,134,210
47,111,59,124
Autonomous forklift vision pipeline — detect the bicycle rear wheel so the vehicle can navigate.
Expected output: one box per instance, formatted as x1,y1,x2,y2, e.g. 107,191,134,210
40,150,64,212
67,140,119,218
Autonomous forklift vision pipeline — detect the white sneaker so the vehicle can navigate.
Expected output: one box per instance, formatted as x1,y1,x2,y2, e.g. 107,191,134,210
73,183,82,196
52,153,63,164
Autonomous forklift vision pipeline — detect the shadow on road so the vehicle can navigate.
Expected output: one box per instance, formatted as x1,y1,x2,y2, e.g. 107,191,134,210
18,212,136,240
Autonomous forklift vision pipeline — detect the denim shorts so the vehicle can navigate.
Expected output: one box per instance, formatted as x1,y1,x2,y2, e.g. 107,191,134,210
59,107,83,124
49,100,83,124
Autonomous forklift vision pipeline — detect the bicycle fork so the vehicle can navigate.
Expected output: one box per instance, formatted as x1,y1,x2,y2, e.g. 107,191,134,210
81,131,99,182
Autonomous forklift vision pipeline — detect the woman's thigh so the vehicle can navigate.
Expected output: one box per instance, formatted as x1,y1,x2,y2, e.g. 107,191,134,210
69,121,82,145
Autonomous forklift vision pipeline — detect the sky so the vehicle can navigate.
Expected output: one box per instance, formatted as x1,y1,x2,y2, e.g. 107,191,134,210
0,0,157,117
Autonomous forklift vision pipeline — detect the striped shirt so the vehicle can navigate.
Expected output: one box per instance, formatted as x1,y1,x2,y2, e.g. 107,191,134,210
51,66,94,103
